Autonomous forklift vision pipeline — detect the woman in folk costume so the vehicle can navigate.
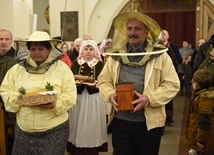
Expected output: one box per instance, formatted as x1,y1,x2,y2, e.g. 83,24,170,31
67,40,108,155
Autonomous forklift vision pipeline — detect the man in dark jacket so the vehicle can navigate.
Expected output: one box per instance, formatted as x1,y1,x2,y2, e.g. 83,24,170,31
0,29,17,155
68,38,83,63
193,34,214,74
160,29,182,125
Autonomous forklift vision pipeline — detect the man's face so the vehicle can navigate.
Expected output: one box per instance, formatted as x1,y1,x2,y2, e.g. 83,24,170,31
160,30,169,42
75,41,82,52
198,39,205,47
126,19,148,49
182,41,189,48
210,47,214,60
0,31,12,53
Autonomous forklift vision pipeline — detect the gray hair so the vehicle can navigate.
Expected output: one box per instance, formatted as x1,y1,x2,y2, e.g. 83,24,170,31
74,38,83,45
0,29,13,39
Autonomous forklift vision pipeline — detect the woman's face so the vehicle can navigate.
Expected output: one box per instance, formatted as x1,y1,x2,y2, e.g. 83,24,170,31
62,43,68,53
105,42,112,50
29,42,51,64
82,45,95,61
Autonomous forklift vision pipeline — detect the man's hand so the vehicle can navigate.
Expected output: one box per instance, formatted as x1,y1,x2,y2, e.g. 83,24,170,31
109,94,118,111
197,142,205,149
132,91,149,112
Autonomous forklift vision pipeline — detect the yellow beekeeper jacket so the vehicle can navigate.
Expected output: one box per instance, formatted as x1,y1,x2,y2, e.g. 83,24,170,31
98,48,180,131
0,56,77,132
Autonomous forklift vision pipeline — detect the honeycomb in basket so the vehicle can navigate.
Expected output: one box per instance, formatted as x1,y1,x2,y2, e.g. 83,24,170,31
18,91,57,107
18,82,57,107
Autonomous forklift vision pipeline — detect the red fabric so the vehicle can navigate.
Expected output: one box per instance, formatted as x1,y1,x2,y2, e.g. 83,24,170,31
60,53,72,68
146,11,196,48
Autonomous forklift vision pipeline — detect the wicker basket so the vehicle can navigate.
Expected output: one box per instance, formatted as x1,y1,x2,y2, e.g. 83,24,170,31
18,91,57,107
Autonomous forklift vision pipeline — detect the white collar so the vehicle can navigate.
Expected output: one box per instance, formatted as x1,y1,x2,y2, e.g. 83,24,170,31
77,57,99,67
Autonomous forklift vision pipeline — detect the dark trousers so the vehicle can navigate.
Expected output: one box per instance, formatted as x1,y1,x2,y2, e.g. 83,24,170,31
112,118,163,155
178,73,185,94
185,84,192,96
165,100,174,123
198,153,210,155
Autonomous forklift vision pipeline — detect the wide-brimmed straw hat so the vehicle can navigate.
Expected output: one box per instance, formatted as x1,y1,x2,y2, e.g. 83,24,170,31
15,31,62,45
15,31,63,61
113,12,161,42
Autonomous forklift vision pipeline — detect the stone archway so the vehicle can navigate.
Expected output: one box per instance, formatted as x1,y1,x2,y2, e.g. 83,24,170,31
87,0,140,42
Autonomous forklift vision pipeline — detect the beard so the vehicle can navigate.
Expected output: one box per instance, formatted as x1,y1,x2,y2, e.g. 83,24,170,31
0,46,10,53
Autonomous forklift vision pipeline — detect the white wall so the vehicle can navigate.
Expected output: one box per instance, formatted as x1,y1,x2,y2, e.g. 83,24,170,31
13,0,33,39
87,0,129,43
49,0,84,39
0,0,128,43
0,0,14,35
33,0,49,31
49,0,129,43
0,0,32,39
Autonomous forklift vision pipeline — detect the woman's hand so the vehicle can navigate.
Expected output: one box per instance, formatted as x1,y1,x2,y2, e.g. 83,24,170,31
37,102,56,109
95,80,99,88
75,79,84,85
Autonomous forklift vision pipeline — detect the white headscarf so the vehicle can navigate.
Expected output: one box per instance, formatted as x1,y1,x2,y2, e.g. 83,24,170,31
99,38,113,54
77,40,102,67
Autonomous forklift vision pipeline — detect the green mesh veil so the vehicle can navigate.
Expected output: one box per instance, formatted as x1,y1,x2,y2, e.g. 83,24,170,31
106,12,167,66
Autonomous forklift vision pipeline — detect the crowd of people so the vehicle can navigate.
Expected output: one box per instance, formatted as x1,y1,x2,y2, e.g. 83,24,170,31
0,11,214,155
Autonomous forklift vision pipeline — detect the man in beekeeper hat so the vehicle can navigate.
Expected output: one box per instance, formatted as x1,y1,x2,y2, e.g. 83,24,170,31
98,12,180,155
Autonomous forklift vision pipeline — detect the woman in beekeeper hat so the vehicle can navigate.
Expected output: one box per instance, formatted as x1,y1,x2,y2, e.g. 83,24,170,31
0,31,77,155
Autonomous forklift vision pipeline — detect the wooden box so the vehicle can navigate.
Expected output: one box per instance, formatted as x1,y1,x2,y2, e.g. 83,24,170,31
116,82,134,111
